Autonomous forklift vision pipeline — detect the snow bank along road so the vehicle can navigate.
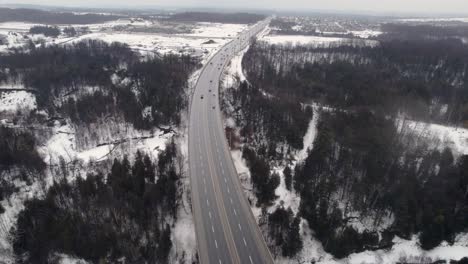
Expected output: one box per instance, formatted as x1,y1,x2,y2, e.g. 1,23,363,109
188,19,273,264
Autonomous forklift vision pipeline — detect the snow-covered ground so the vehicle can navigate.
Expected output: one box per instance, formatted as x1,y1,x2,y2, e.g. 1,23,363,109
0,20,247,60
260,34,379,47
39,121,174,166
0,91,37,112
398,118,468,156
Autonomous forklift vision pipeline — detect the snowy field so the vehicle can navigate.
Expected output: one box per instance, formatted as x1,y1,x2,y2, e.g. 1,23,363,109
0,20,247,59
260,34,379,47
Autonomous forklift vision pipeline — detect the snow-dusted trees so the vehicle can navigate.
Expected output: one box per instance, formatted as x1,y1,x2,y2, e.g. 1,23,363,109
267,206,303,257
243,37,468,126
29,25,60,37
0,126,45,174
237,29,468,259
12,142,182,263
293,110,468,257
0,40,198,129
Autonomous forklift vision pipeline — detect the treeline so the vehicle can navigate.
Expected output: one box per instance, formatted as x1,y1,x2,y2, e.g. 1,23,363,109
29,25,78,37
293,110,468,257
243,38,468,125
0,126,45,174
29,25,60,37
0,126,45,214
231,81,312,157
266,206,303,257
380,23,468,40
0,40,198,129
0,8,121,24
13,142,181,263
168,12,265,24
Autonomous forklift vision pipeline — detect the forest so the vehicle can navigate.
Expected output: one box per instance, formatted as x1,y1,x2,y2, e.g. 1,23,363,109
0,38,198,263
380,23,468,40
168,12,265,24
243,36,468,125
0,40,198,129
29,25,61,37
294,110,468,257
0,7,121,24
233,25,468,259
13,141,182,263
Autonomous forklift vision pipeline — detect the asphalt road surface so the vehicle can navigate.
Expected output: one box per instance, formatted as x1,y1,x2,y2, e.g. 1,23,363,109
188,20,274,264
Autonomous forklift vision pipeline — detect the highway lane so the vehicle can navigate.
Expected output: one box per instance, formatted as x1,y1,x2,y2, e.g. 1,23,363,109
188,20,273,264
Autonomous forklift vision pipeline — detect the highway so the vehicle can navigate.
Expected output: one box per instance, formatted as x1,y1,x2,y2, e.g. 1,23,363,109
188,19,274,264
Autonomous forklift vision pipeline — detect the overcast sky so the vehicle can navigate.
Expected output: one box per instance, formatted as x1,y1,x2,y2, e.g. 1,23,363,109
2,0,468,15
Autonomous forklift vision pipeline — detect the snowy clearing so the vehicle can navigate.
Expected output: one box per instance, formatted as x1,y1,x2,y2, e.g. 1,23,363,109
0,91,37,112
260,34,379,47
39,122,174,166
398,118,468,156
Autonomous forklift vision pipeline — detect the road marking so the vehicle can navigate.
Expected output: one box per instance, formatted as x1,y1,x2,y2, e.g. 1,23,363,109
204,186,207,193
238,223,242,231
224,178,227,183
221,168,224,174
203,178,206,184
227,187,230,194
219,260,222,264
234,209,237,216
206,199,209,206
230,198,233,204
212,225,215,233
215,239,218,249
243,237,247,246
249,255,253,264
209,211,212,219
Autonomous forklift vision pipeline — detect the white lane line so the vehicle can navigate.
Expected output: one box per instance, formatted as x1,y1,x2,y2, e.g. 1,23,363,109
234,209,237,216
238,223,242,231
215,239,218,249
243,237,247,246
224,178,227,183
204,186,207,193
219,259,222,264
209,211,212,219
227,187,230,194
249,255,253,264
212,225,215,233
206,199,210,206
230,198,233,204
221,168,224,174
203,178,206,184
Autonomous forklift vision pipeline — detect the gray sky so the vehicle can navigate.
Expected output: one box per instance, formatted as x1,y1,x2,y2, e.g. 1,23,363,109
2,0,468,15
